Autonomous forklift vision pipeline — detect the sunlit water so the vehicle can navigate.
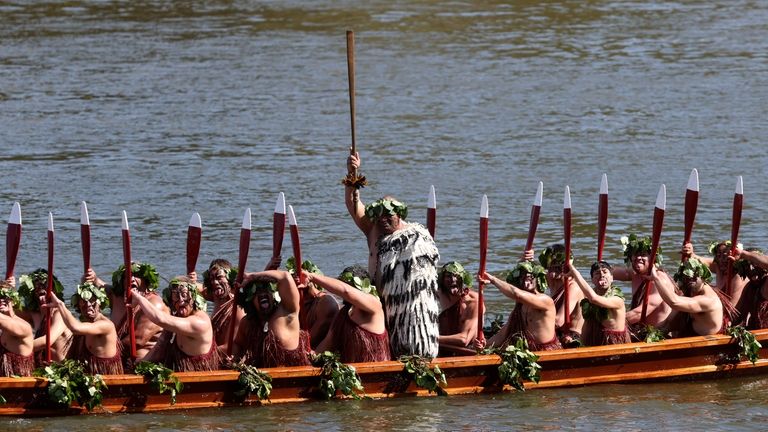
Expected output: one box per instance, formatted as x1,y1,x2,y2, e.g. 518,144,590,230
2,0,768,428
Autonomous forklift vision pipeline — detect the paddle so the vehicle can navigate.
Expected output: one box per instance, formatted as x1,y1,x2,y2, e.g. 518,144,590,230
273,193,286,262
477,195,488,342
563,186,572,327
640,185,666,324
347,30,356,160
80,202,91,274
45,213,54,363
682,169,699,261
525,182,544,252
427,185,436,239
5,202,21,280
726,176,743,297
226,208,251,356
187,212,202,276
121,211,137,361
287,205,305,285
597,174,608,262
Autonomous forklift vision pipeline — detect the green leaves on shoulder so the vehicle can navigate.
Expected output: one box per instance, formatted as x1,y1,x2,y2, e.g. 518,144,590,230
311,351,364,400
33,359,106,411
399,355,447,396
134,361,183,405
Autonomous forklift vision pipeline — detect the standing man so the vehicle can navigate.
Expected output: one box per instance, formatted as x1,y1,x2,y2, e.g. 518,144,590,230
45,282,123,374
134,277,219,372
436,261,481,356
0,282,34,377
345,151,440,358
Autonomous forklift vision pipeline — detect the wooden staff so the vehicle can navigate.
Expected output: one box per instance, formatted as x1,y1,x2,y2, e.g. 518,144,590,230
287,205,305,285
427,185,436,239
682,169,699,261
597,174,608,262
726,176,743,297
187,212,202,275
80,202,91,273
640,185,666,324
347,30,356,159
45,213,54,363
5,202,21,280
525,182,544,252
226,208,251,356
273,193,286,261
563,186,572,327
477,195,488,342
121,211,137,360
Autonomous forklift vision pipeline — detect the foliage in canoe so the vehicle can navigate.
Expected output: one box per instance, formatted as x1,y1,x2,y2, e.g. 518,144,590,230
636,324,666,343
483,338,541,391
134,361,183,405
399,355,447,396
231,362,272,401
311,351,364,400
33,359,106,411
727,325,762,364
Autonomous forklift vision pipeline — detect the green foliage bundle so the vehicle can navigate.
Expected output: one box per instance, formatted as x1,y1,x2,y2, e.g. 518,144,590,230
483,338,541,391
399,355,447,396
727,325,762,365
311,351,364,400
231,362,272,400
33,360,106,411
134,361,183,405
637,324,666,343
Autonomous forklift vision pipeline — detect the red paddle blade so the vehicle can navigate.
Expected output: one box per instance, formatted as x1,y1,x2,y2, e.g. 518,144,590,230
187,212,202,275
288,205,305,284
236,208,252,285
5,202,22,280
477,194,489,341
563,186,572,261
597,174,608,261
730,176,743,253
525,182,543,252
683,169,699,245
648,184,666,266
273,193,286,258
80,201,91,273
427,185,436,239
121,211,132,300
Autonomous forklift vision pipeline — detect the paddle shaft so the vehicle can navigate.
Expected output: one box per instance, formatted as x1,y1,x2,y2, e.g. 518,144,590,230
640,207,665,324
477,217,488,341
525,205,541,252
427,208,436,239
726,193,743,296
122,229,137,360
46,229,54,363
81,224,91,273
563,208,572,327
597,193,607,262
5,223,21,280
346,31,356,158
226,227,251,356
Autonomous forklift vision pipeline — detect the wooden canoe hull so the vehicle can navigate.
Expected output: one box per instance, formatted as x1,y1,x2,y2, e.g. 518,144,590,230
2,329,767,417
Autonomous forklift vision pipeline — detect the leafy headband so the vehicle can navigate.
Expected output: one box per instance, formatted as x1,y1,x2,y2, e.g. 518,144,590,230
70,282,110,311
238,279,281,316
18,269,65,311
339,271,379,298
162,278,207,313
538,245,570,270
111,262,160,296
733,249,765,279
707,240,743,255
364,198,408,220
285,257,323,277
202,265,238,293
620,234,662,266
506,261,548,293
673,258,713,284
0,286,21,306
439,261,473,289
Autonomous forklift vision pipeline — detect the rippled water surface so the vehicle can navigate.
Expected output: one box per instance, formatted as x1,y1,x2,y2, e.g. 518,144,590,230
2,0,768,429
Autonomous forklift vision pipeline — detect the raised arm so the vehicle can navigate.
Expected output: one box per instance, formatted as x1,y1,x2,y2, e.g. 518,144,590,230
682,243,713,268
242,270,300,314
32,310,68,351
0,312,33,338
611,265,632,282
648,268,712,314
344,151,373,235
732,247,768,271
46,297,112,336
567,265,624,310
480,272,553,311
130,289,207,337
306,273,380,315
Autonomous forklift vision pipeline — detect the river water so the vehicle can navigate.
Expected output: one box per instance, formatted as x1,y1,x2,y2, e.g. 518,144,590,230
2,0,768,429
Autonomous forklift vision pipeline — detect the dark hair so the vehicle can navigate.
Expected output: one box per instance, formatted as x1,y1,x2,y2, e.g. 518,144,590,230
339,265,370,282
590,261,613,278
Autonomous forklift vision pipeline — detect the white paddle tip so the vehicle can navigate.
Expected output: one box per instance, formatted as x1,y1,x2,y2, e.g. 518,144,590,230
288,205,297,226
189,212,201,228
47,212,54,232
655,184,667,210
80,201,90,225
242,208,252,230
534,181,543,207
735,176,743,195
480,195,489,218
121,210,129,231
600,174,608,195
9,202,21,225
564,186,571,209
687,169,699,192
275,192,286,215
428,185,436,209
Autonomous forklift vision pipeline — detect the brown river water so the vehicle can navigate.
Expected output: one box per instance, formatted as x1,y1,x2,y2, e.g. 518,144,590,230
2,0,768,429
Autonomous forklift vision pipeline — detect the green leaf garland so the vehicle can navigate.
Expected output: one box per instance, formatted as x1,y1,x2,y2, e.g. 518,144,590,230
311,351,364,400
33,359,106,411
134,361,183,405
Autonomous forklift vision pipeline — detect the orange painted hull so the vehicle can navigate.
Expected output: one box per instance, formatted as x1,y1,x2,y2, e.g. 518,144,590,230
2,329,767,417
